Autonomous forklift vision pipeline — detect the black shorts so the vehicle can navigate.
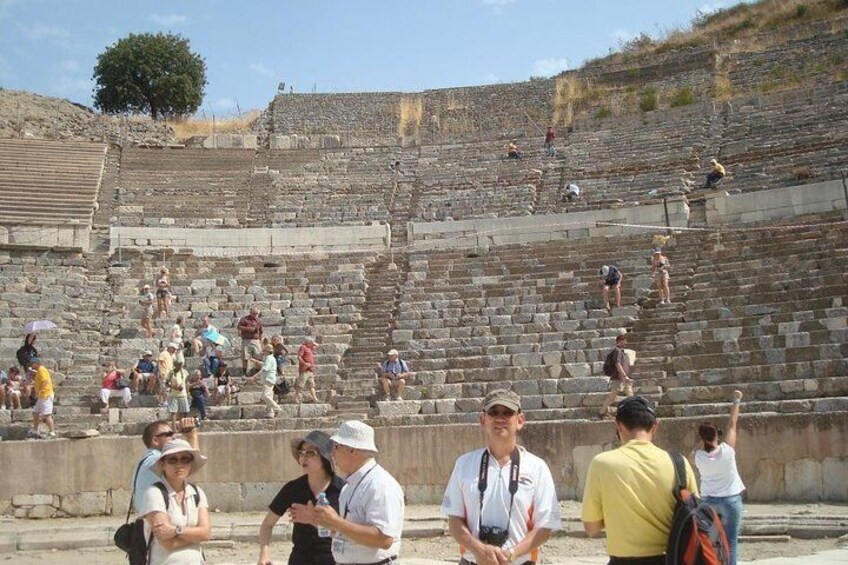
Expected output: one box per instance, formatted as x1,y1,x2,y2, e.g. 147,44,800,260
604,278,621,287
156,289,169,299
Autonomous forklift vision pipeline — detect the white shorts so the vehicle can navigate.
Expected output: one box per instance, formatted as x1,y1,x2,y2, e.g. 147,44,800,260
34,395,54,415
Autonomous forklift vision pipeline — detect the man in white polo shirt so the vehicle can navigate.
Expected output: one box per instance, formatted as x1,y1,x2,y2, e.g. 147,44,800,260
442,389,561,565
291,420,405,565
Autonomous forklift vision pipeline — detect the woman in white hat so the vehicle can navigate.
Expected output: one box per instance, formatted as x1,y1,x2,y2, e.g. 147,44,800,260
257,430,343,565
139,438,210,565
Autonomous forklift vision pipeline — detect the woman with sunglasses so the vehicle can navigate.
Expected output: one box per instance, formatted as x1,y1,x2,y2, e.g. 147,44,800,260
140,438,211,565
258,430,343,565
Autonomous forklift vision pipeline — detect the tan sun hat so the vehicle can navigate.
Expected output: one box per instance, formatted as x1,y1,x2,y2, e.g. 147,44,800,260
154,438,207,476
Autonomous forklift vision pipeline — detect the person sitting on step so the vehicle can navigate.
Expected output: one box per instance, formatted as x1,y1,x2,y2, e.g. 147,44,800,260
378,349,411,401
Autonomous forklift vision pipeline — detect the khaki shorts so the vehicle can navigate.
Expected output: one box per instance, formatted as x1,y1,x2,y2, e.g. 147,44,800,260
241,339,262,362
609,378,633,393
296,371,315,389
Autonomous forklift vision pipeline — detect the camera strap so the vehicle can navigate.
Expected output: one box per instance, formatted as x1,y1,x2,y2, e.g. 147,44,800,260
343,463,377,519
477,446,520,535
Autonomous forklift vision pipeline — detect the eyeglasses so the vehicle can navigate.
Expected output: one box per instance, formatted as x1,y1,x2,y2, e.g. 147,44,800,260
164,455,194,465
297,449,320,459
486,408,517,418
155,430,175,439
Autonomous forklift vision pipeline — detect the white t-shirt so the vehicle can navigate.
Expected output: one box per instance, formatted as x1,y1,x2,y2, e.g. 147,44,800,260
566,184,580,196
261,354,278,385
441,446,562,564
695,443,745,497
140,480,208,565
333,459,404,564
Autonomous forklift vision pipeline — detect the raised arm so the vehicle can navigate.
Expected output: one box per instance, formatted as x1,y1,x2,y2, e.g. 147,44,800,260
726,389,743,449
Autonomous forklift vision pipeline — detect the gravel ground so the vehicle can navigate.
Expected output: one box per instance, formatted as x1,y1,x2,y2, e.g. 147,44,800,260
1,535,844,564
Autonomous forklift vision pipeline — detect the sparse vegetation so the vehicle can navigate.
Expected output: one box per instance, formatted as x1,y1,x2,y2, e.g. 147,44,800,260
397,96,424,137
670,86,696,107
167,110,260,141
639,86,659,112
552,75,586,126
596,107,613,119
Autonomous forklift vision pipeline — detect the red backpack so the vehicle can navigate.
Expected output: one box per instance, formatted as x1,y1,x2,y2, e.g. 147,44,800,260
665,452,730,565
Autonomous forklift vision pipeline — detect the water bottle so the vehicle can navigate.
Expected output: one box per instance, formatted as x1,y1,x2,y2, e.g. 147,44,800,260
316,492,331,538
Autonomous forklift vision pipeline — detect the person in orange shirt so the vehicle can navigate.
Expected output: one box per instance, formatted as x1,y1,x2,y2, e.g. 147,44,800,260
29,357,56,439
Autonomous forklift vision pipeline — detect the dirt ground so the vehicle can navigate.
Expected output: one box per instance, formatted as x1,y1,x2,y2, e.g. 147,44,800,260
1,535,843,564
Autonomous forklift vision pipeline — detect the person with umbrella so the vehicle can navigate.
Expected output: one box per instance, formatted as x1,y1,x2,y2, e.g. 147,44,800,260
16,333,38,374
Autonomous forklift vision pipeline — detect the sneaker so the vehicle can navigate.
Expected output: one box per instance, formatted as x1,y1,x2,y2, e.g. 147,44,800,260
46,432,57,439
266,411,275,419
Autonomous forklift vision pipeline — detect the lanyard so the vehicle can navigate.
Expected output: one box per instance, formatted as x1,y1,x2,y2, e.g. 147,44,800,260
343,464,377,519
477,447,520,534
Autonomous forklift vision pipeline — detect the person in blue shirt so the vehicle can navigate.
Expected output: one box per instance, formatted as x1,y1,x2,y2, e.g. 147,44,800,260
378,349,411,400
599,265,623,309
132,351,157,394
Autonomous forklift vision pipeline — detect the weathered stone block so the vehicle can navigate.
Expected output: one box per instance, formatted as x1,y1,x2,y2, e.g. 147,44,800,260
562,363,591,378
376,400,421,417
12,493,53,506
512,353,542,367
242,482,285,511
299,404,329,418
60,491,107,517
542,394,564,409
455,398,483,412
785,458,822,501
748,459,784,500
822,457,848,502
202,482,244,512
435,399,456,414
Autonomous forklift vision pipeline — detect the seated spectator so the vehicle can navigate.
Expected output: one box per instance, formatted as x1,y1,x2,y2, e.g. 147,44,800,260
188,369,210,424
705,158,726,188
192,316,218,356
201,347,224,380
213,362,237,405
599,265,623,309
389,160,405,175
21,367,36,408
506,139,523,159
564,183,581,201
100,361,132,410
4,367,22,410
131,350,157,394
378,349,411,401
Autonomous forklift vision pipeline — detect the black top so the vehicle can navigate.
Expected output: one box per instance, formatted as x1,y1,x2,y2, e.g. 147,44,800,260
269,473,344,565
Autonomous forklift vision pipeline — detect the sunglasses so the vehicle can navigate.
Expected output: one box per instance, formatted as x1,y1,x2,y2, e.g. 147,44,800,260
486,408,517,418
164,455,194,465
297,449,320,459
155,430,175,439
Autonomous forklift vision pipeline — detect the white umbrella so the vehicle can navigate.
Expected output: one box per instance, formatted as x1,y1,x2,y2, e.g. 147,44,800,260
24,320,58,333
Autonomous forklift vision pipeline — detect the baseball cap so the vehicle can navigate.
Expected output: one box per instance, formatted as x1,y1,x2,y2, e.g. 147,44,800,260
616,396,656,419
143,350,153,356
482,389,521,412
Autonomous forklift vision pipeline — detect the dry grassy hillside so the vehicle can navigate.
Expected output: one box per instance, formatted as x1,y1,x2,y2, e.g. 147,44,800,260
0,88,173,144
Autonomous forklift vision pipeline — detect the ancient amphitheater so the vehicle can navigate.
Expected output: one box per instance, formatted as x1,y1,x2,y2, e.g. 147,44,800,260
0,11,847,523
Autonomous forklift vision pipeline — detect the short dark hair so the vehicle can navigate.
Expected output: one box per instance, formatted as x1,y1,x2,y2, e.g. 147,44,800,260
142,420,170,448
616,334,627,344
615,396,656,431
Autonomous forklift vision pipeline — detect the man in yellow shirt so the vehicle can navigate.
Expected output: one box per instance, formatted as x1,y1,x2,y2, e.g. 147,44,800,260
29,357,56,439
582,396,698,564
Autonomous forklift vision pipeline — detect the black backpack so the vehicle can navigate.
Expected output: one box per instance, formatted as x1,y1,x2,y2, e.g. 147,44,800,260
665,452,730,565
16,346,31,368
602,348,617,377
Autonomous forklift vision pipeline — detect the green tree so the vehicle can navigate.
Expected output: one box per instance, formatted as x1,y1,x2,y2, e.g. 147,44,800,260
93,32,207,119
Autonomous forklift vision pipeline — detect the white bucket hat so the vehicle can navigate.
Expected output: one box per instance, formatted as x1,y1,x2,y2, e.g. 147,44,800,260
154,438,207,476
331,420,378,453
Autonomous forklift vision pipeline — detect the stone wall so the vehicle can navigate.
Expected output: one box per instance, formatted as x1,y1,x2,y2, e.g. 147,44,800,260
408,198,690,250
1,412,845,516
109,224,391,256
0,224,90,251
705,179,848,224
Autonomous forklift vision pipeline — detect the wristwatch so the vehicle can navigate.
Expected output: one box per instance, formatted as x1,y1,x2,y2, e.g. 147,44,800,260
506,548,515,562
175,525,184,537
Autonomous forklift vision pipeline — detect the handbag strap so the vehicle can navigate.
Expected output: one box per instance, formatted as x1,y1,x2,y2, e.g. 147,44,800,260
127,456,147,522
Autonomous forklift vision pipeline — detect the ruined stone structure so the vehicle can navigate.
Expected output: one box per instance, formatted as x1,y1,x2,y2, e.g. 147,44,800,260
1,11,848,517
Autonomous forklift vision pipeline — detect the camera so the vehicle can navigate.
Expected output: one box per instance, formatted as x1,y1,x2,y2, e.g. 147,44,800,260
479,525,509,547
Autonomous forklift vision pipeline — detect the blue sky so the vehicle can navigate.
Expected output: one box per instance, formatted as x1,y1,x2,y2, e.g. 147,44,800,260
0,0,740,116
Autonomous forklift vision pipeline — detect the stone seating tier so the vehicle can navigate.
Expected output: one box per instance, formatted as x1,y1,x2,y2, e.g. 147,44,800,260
0,139,106,224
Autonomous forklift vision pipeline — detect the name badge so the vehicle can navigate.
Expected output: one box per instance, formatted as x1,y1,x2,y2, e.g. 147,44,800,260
332,537,345,555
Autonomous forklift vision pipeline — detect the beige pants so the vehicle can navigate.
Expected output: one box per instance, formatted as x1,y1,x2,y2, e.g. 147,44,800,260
262,383,281,413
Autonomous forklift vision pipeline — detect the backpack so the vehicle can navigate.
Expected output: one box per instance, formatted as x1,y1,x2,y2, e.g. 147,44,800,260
665,452,730,565
115,461,200,565
382,359,409,374
16,346,31,368
602,348,617,377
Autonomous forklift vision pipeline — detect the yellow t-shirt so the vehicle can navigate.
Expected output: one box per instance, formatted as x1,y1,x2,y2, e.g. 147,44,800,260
581,440,699,558
713,162,726,175
158,351,173,380
34,366,53,399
